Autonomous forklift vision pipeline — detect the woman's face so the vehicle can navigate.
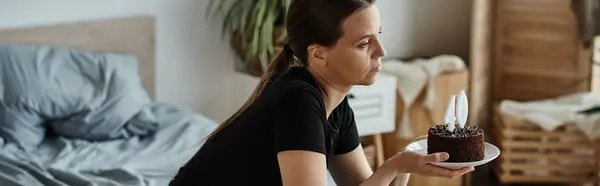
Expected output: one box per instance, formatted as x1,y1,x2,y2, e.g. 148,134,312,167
312,5,386,86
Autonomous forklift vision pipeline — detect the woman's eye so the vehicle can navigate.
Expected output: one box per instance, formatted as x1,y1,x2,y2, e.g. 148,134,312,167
359,42,370,48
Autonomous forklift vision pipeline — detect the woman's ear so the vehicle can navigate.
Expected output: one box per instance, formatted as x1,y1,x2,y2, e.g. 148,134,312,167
307,44,328,67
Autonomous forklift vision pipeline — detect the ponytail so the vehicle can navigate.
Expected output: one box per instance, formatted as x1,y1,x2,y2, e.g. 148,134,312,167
204,44,297,141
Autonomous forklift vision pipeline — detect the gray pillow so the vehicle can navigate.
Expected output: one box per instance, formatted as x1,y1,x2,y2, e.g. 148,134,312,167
0,43,153,150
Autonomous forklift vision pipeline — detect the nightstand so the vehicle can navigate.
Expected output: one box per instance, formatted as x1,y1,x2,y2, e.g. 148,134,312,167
348,73,397,169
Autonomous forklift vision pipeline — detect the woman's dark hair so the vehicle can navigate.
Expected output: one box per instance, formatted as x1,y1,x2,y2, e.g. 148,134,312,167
206,0,376,140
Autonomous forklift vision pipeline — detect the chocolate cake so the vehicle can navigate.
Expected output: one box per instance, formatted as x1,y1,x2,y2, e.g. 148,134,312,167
427,125,485,162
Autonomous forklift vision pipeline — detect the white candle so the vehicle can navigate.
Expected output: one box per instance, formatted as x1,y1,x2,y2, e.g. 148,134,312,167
443,95,457,132
456,89,469,129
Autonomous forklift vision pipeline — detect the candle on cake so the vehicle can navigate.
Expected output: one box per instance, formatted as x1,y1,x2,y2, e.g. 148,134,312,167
443,95,457,132
427,88,485,162
456,89,469,129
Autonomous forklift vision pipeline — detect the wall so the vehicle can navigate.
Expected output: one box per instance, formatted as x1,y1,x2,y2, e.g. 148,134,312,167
377,0,473,60
154,0,236,122
0,0,472,123
0,0,236,122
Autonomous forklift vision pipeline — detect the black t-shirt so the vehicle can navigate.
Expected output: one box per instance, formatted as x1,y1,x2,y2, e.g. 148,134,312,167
169,67,360,186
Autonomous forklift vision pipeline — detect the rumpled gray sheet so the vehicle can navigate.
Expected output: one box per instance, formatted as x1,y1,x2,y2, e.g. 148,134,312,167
0,102,217,186
0,43,154,151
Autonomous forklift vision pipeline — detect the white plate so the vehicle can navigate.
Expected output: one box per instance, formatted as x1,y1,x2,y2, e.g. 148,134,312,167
404,139,500,170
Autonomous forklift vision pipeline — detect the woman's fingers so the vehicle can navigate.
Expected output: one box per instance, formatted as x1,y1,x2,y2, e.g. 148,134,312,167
420,152,449,163
447,166,474,178
455,166,475,175
420,164,454,178
420,164,474,178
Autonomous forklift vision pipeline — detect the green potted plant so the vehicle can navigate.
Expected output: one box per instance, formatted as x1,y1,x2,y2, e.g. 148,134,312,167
206,0,291,77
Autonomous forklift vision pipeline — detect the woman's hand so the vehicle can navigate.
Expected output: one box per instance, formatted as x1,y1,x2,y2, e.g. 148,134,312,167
388,135,474,179
392,151,473,179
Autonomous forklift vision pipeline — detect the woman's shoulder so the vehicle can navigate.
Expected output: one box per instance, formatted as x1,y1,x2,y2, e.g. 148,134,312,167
331,96,353,118
269,79,322,105
269,67,323,99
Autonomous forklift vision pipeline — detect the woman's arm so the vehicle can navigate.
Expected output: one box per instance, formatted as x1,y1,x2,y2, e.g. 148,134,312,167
329,145,373,185
329,145,412,186
278,147,396,186
272,89,331,186
329,135,431,185
330,145,403,186
281,145,400,186
278,146,397,186
278,150,328,186
328,135,474,186
277,140,473,186
328,148,473,186
279,148,473,186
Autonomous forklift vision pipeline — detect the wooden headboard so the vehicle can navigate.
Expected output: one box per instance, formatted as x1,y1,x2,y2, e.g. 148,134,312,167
0,16,156,99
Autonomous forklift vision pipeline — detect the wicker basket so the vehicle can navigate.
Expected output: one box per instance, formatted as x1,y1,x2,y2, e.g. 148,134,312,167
492,104,600,184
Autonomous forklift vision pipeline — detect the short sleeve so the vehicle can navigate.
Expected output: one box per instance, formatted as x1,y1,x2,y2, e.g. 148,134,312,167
333,97,360,155
272,88,326,154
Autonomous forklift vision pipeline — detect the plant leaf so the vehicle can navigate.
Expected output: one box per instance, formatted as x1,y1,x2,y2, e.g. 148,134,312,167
260,18,272,70
272,0,290,44
216,0,229,15
237,0,251,42
246,0,262,61
261,0,278,70
208,0,292,73
265,1,276,54
221,0,246,39
249,0,267,60
281,0,291,23
228,1,246,34
205,0,218,21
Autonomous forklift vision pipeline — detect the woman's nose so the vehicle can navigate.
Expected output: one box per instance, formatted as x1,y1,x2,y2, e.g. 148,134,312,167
374,41,386,58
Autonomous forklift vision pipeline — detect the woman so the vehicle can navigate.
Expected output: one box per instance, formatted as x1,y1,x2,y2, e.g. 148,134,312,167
170,0,473,185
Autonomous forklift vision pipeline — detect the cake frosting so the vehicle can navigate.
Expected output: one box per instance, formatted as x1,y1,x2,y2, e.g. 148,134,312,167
427,125,484,162
427,89,485,162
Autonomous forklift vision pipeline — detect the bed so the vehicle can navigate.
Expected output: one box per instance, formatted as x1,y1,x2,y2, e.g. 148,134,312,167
0,16,218,186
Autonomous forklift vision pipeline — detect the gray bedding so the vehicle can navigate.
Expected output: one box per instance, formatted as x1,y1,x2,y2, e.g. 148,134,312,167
0,43,218,186
0,43,154,151
0,102,217,186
